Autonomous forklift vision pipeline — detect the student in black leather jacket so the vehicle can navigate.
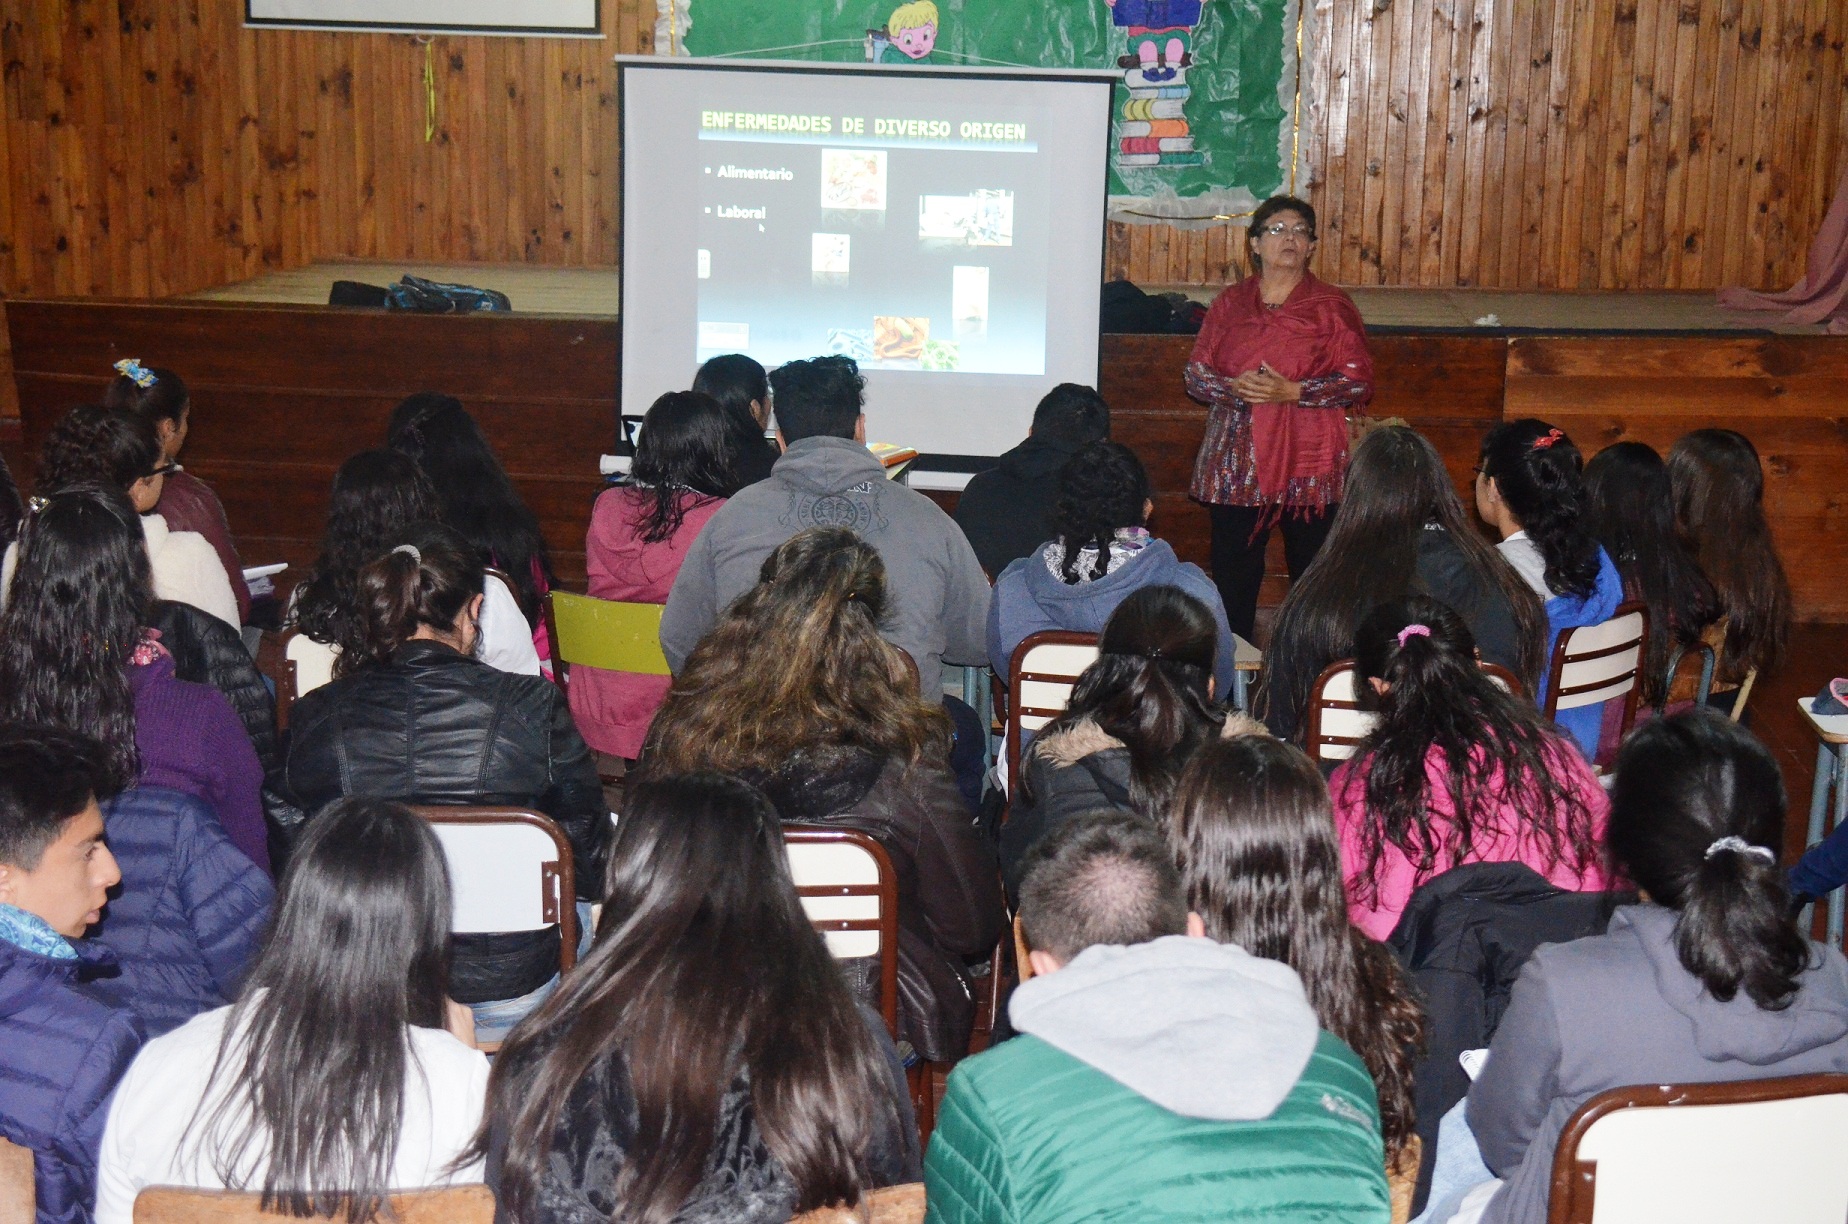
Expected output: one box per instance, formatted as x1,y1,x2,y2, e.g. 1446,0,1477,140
280,523,609,1037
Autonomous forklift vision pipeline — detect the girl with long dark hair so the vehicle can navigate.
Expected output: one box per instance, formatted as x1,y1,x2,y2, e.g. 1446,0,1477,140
94,798,488,1224
103,359,251,622
1666,428,1792,697
282,524,609,1040
1003,584,1225,897
6,404,238,627
1583,441,1720,708
692,352,781,486
1261,425,1547,742
573,391,738,760
476,772,918,1224
387,393,557,662
1168,731,1424,1171
1445,710,1848,1224
988,440,1236,696
1474,419,1625,755
1330,597,1609,940
642,528,1003,1064
0,485,267,870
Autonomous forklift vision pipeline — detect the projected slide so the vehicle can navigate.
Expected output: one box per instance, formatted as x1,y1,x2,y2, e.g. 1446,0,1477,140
691,100,1052,376
622,62,1112,458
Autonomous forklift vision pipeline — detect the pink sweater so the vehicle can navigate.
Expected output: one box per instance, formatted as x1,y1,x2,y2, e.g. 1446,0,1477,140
566,488,723,758
1330,740,1612,940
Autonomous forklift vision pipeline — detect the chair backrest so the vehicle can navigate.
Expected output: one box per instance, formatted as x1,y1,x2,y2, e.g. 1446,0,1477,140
1307,657,1526,764
784,826,900,1039
544,591,670,686
1005,631,1101,790
1544,601,1649,731
253,630,302,731
408,806,578,973
1547,1075,1848,1224
0,1138,31,1224
133,1183,495,1224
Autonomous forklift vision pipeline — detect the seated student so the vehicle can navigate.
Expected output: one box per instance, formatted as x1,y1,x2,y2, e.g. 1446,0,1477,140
572,391,738,761
692,351,783,486
925,809,1392,1224
1474,420,1624,756
0,486,267,872
0,724,144,1224
3,405,238,627
103,360,251,623
642,528,1004,1064
1329,598,1610,940
1436,710,1848,1224
988,440,1236,695
1583,441,1720,711
661,354,989,694
88,787,274,1039
281,525,610,1042
1667,428,1793,707
1002,585,1223,899
95,798,488,1224
1169,730,1425,1174
1263,425,1546,744
388,394,557,670
288,449,539,692
477,772,918,1224
954,383,1111,577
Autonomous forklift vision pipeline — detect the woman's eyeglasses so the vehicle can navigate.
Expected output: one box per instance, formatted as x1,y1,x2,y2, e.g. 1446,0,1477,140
1257,223,1314,238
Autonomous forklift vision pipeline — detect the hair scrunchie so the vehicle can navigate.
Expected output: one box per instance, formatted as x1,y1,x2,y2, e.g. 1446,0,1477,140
1704,835,1775,864
1395,624,1431,648
1531,427,1565,450
392,543,422,565
113,358,157,388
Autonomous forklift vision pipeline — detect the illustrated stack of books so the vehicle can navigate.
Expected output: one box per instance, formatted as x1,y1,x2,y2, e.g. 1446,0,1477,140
1117,64,1206,168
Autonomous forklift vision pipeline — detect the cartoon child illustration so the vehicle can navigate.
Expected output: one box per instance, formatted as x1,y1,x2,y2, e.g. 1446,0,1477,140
1105,0,1202,80
866,0,939,64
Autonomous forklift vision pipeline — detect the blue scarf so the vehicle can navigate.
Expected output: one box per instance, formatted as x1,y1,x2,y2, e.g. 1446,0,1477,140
0,903,77,961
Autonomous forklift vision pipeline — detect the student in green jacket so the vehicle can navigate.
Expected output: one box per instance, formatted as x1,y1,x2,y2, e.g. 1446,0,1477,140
923,810,1392,1224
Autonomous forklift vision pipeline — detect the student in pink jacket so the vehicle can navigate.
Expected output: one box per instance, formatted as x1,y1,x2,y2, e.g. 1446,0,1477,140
1329,596,1611,940
569,392,739,760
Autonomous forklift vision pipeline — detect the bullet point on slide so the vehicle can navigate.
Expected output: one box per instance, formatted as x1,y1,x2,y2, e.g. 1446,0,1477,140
704,207,711,214
704,167,711,173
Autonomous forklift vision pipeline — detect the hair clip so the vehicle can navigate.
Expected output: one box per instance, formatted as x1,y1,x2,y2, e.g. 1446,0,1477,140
1704,835,1775,864
26,495,46,515
1531,428,1565,450
113,358,157,388
392,543,422,564
1396,624,1431,647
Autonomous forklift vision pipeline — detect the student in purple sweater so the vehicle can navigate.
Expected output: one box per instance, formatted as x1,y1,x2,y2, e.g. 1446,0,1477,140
0,485,267,874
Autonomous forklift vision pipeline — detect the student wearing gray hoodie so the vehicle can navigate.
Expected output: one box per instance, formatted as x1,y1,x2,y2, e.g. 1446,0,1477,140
1447,710,1848,1224
924,810,1391,1224
660,355,989,683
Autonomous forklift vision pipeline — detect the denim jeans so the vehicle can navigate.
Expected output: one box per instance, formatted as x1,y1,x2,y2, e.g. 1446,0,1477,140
1412,1099,1497,1224
468,902,594,1044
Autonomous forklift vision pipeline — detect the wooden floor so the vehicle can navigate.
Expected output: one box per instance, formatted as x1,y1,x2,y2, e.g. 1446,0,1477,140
182,259,1829,334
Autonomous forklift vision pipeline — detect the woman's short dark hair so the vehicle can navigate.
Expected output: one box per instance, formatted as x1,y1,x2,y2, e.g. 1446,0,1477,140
476,771,903,1223
36,404,162,495
768,356,864,442
387,393,554,623
347,522,485,674
0,484,152,783
629,391,740,544
291,449,442,661
1028,585,1222,815
1348,596,1602,907
1479,418,1601,599
1050,441,1151,583
1247,195,1317,272
1608,708,1807,1009
1666,429,1792,678
183,797,452,1222
1168,733,1423,1163
102,363,189,428
1583,441,1720,704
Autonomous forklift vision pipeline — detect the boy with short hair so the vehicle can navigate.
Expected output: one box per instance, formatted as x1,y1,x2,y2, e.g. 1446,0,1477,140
0,724,144,1224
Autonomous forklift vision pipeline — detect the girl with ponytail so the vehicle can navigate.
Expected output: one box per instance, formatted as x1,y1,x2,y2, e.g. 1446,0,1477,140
281,523,610,1042
1331,597,1609,939
640,528,1003,1064
988,440,1237,697
1453,709,1848,1224
1474,420,1625,756
1002,584,1226,898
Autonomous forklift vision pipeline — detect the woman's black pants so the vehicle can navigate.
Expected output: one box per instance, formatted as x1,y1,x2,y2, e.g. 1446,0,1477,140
1207,503,1338,641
